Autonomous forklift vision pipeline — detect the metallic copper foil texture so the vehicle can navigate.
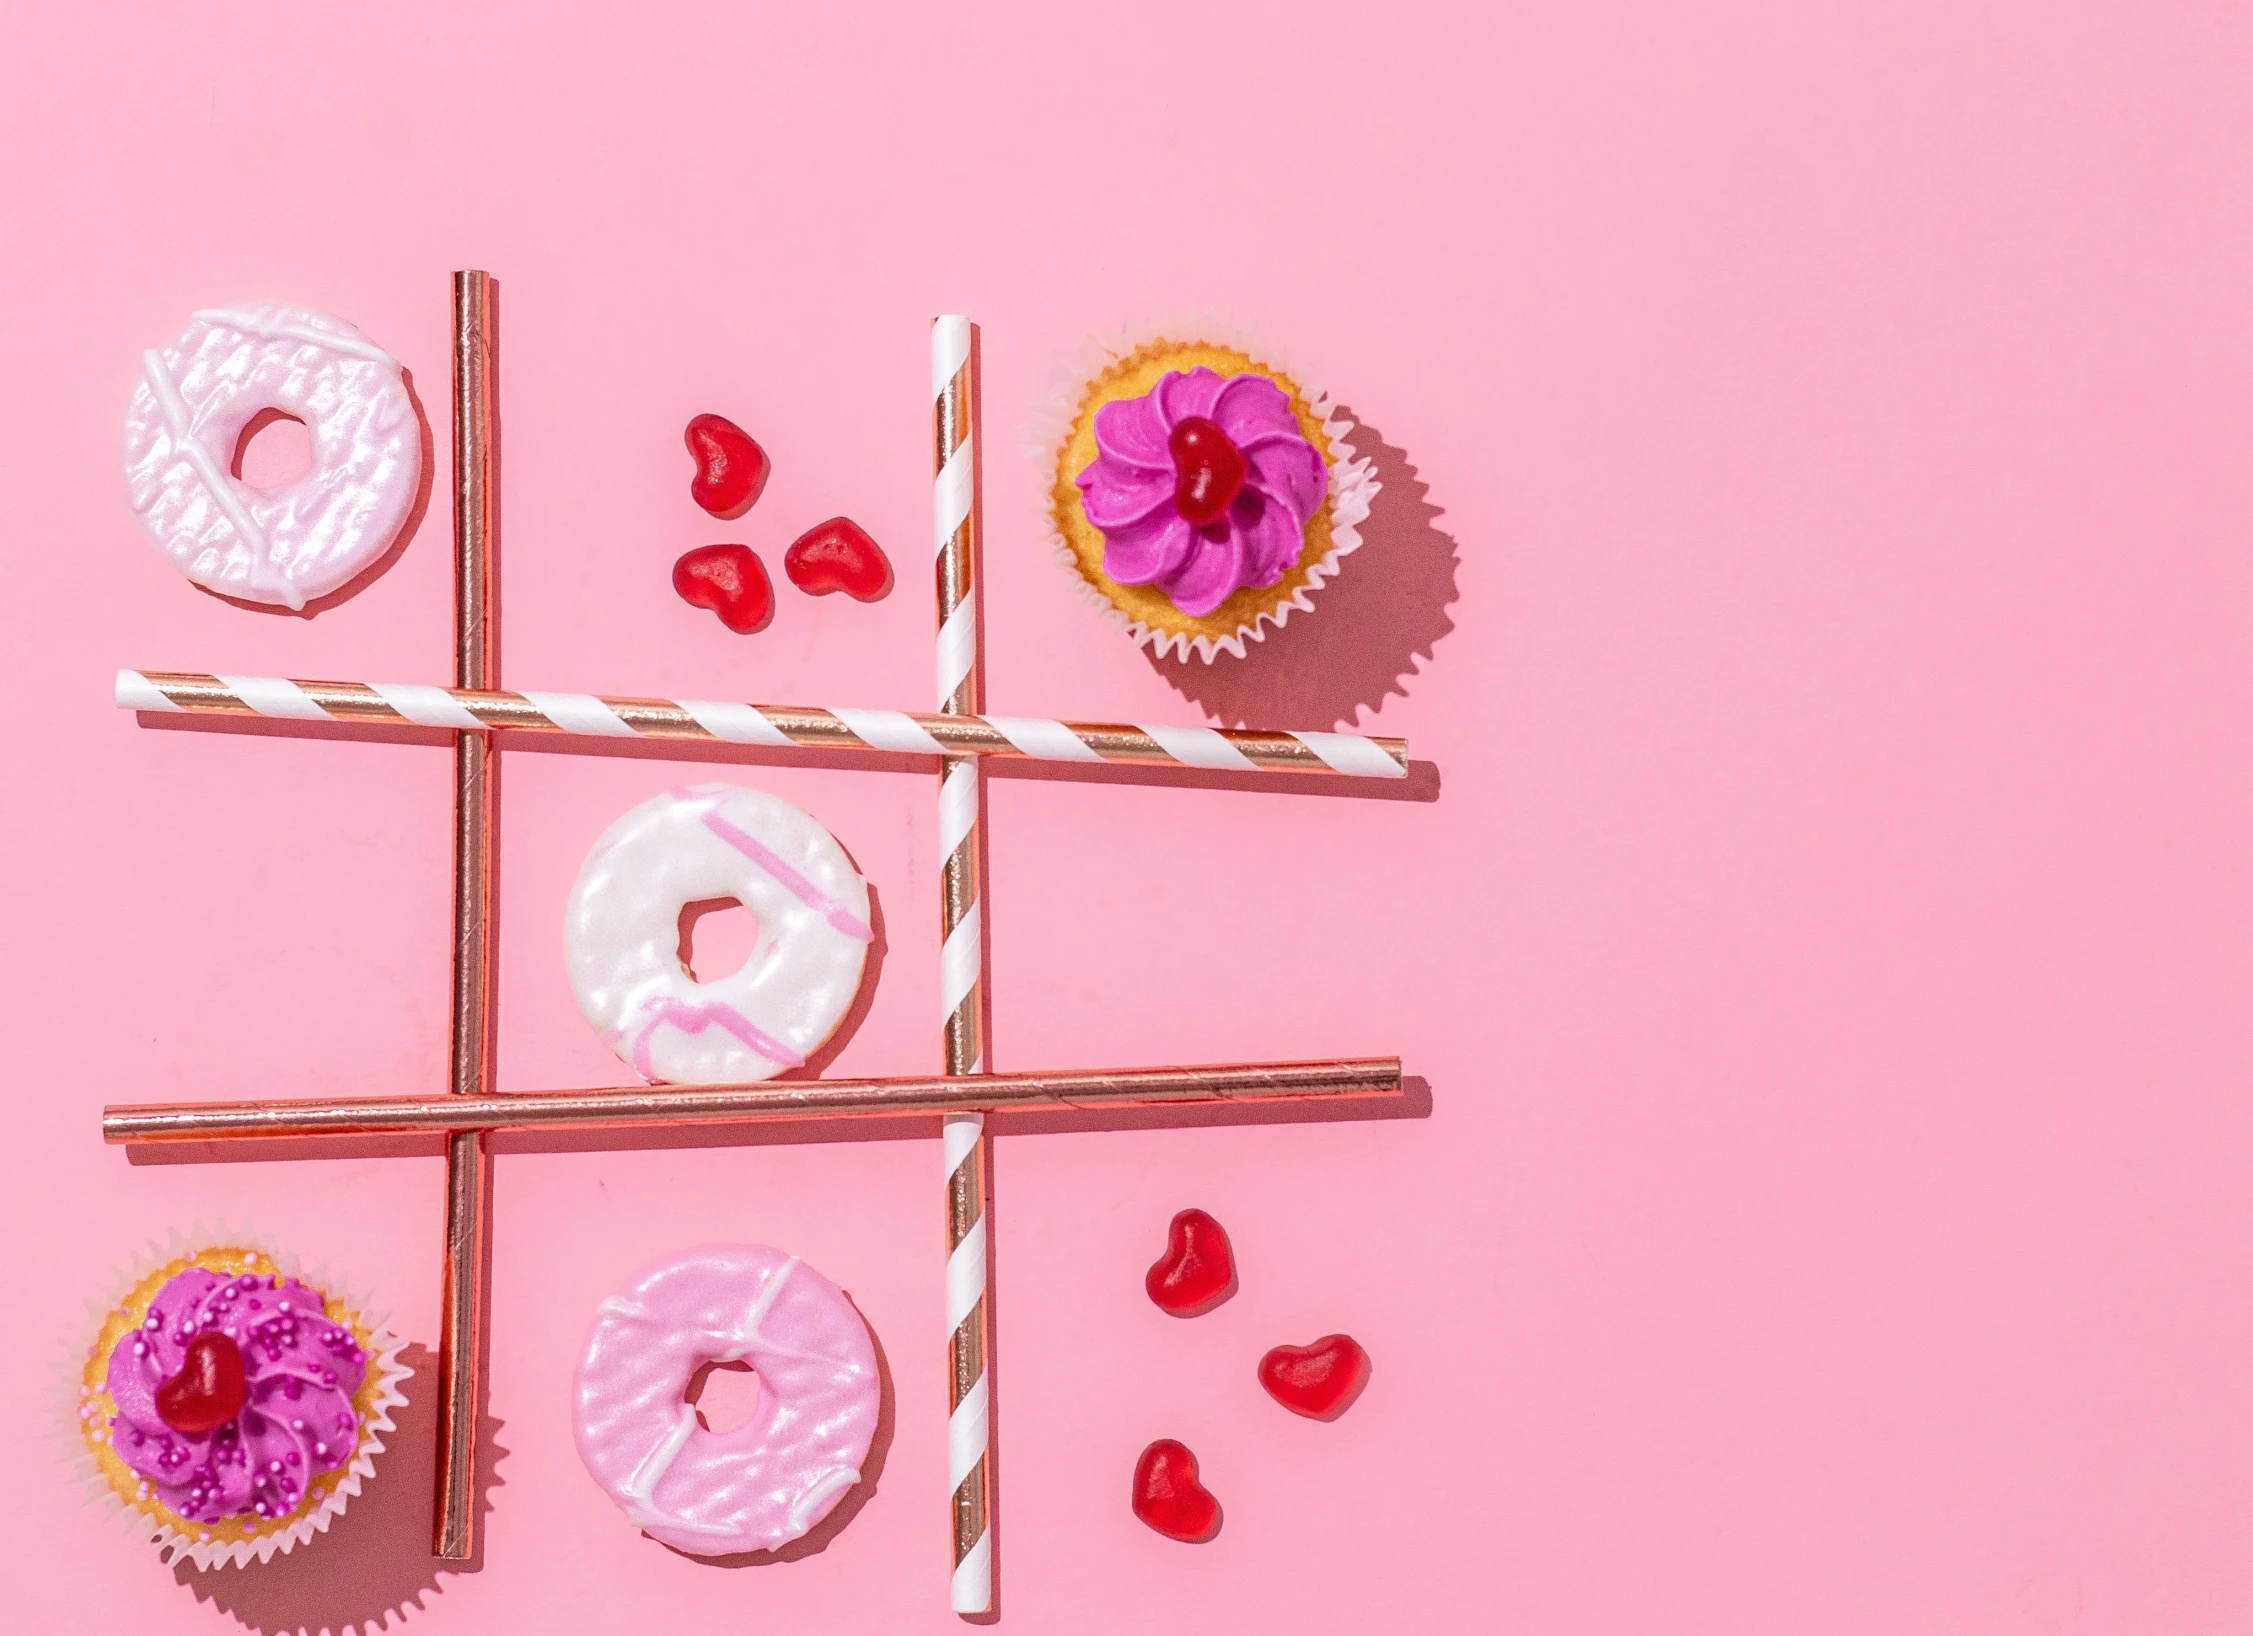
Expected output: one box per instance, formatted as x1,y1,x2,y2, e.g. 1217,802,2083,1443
437,269,498,1563
100,1058,1405,1140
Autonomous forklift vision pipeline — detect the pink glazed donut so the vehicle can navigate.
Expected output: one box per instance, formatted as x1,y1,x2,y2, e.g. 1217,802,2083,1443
572,1245,880,1556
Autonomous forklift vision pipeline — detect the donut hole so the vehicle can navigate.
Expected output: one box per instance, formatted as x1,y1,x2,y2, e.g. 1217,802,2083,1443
676,897,759,984
684,1358,762,1435
230,408,314,491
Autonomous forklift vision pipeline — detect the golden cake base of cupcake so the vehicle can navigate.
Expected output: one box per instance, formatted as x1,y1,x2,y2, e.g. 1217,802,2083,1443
1049,338,1358,661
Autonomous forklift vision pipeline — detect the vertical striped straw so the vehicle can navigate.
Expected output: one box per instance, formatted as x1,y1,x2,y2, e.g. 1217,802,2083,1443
933,315,994,1613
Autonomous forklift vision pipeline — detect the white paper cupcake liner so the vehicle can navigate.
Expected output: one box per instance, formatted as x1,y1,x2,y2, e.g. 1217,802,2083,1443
1027,315,1381,664
52,1221,413,1570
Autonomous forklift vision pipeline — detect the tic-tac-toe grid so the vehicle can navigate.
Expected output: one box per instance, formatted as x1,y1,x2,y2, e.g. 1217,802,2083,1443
104,273,1416,1615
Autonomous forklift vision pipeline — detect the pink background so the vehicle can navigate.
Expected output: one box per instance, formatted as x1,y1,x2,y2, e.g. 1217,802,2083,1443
4,3,2249,1630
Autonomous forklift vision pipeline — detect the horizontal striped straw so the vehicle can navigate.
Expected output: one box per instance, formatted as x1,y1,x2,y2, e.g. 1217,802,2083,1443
115,670,1409,778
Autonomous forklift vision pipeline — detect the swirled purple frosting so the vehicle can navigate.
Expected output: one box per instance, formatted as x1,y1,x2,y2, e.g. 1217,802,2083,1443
105,1267,368,1526
1075,367,1328,616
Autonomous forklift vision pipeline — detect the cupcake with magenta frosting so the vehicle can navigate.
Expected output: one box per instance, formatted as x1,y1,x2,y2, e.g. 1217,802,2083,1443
62,1236,409,1568
1039,327,1378,662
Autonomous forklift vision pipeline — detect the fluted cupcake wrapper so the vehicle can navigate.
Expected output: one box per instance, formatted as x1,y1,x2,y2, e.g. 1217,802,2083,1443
52,1222,413,1570
1029,316,1381,664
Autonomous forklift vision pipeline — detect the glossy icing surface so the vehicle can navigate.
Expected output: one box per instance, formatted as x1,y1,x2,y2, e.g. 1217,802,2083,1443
120,303,421,610
103,1267,368,1526
565,782,873,1085
1075,366,1328,617
573,1244,880,1556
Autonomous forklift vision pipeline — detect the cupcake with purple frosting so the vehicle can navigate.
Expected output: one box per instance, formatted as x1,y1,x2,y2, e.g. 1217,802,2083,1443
1043,331,1378,662
64,1238,409,1568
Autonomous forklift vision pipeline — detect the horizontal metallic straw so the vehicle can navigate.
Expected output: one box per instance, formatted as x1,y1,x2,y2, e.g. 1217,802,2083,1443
104,1058,1404,1144
115,670,1409,778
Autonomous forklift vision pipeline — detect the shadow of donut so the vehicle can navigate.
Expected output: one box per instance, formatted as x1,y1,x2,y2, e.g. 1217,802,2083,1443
1143,408,1459,730
662,1298,897,1568
786,878,888,1082
169,1343,508,1632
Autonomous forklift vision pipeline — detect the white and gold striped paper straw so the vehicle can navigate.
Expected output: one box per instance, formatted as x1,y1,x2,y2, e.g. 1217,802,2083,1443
114,671,1409,779
933,314,993,1614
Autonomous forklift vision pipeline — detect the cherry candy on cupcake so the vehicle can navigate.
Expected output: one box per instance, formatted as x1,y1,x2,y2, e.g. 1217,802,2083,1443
1041,329,1379,662
64,1238,410,1569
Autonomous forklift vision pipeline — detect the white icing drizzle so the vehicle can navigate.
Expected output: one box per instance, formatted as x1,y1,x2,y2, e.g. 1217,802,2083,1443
191,306,400,367
620,1404,742,1538
734,1255,797,1348
138,348,284,601
622,1403,700,1508
787,1466,862,1534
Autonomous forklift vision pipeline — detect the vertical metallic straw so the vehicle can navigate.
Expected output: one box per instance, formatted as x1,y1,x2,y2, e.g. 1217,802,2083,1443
933,315,994,1613
436,269,498,1562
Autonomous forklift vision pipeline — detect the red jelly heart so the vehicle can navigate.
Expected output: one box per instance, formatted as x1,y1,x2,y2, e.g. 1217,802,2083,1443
783,516,892,601
1168,416,1248,528
1132,1438,1221,1542
685,413,770,518
1145,1207,1236,1317
673,544,774,634
1257,1333,1371,1421
155,1331,247,1437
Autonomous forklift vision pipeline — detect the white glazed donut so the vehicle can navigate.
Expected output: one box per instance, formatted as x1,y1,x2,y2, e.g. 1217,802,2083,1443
573,1244,881,1555
566,783,874,1085
121,302,422,609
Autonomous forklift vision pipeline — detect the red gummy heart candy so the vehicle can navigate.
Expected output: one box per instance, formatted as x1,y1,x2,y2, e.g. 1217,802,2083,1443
1168,415,1248,528
783,517,892,601
1257,1333,1371,1421
685,414,770,518
156,1331,247,1437
1132,1439,1221,1542
1145,1207,1236,1317
673,544,774,634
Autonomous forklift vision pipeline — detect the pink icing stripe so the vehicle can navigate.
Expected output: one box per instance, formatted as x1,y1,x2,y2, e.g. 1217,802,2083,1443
627,996,806,1078
676,792,874,943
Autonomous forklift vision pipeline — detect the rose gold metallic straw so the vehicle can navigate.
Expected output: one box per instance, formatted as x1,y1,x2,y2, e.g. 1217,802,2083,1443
933,314,994,1614
100,1059,1403,1143
437,269,498,1563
